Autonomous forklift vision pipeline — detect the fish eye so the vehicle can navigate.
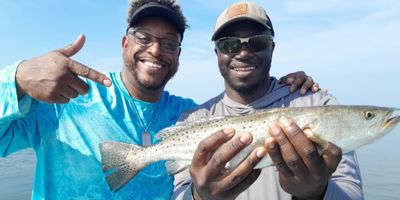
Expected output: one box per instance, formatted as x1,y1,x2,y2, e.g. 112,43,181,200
364,111,375,120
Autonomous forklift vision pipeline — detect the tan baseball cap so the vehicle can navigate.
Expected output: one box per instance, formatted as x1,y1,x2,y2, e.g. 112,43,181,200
211,2,274,41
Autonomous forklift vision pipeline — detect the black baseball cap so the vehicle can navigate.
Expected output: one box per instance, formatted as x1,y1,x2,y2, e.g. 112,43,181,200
128,2,186,39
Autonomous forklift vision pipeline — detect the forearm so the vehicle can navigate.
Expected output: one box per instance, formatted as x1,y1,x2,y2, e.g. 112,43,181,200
322,152,364,200
321,179,363,200
0,62,37,156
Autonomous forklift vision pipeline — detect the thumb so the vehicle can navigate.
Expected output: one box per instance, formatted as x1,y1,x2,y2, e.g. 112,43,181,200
57,34,86,57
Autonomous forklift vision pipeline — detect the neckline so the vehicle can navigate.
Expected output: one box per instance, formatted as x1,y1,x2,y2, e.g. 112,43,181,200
113,72,164,106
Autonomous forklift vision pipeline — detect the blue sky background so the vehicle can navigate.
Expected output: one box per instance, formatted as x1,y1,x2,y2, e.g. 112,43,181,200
0,1,400,198
1,0,399,106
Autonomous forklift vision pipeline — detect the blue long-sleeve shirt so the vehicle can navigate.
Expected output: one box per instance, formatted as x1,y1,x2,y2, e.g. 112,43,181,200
0,61,197,200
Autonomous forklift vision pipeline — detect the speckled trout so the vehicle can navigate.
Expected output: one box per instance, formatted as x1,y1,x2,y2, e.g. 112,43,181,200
99,105,399,192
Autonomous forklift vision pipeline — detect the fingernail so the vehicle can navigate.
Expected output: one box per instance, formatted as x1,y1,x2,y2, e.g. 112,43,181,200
223,128,235,136
240,133,252,144
103,79,112,87
265,137,274,147
286,77,294,83
303,129,313,138
268,124,280,136
280,117,291,127
256,147,266,158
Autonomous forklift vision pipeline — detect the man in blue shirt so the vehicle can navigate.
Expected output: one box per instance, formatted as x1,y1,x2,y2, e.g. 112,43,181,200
0,0,318,199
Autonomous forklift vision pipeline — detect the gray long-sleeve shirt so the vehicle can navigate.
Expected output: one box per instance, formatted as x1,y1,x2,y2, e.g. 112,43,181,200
171,77,363,200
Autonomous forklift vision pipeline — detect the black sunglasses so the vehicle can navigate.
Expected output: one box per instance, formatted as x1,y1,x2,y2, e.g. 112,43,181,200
215,35,274,54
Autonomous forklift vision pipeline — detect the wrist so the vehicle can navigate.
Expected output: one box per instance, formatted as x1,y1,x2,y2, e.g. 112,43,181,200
15,61,27,99
191,183,202,200
293,183,327,200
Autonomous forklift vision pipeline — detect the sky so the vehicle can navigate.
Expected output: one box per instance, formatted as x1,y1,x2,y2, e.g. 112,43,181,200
0,1,399,198
0,0,399,106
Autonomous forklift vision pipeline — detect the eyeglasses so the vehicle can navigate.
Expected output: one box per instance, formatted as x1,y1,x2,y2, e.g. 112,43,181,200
215,35,274,54
128,29,181,54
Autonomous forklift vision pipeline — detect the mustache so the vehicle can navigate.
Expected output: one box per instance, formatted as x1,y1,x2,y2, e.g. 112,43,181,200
136,55,169,67
229,61,258,68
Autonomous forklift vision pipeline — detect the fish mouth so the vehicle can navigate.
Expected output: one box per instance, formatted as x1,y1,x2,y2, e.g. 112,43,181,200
382,109,400,133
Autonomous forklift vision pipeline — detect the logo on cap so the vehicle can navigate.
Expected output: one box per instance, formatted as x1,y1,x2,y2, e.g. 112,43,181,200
227,3,248,19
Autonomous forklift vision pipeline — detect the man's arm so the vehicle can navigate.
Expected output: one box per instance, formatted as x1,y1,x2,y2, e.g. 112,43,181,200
1,35,111,156
0,62,38,156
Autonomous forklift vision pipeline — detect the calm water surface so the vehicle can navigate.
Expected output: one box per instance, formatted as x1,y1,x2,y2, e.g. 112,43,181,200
0,131,399,199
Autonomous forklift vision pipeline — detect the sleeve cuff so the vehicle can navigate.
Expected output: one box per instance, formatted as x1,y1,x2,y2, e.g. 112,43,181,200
0,60,37,119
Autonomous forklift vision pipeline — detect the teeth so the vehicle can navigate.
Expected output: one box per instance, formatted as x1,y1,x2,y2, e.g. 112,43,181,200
143,61,162,69
232,67,255,72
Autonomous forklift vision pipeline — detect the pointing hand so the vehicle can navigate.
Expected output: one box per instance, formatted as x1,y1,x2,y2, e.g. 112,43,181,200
15,34,111,103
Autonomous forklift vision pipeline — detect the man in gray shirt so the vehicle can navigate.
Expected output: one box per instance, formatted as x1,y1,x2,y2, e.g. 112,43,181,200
172,2,363,200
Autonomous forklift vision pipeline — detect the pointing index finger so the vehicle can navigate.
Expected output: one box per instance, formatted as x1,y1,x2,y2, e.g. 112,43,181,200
67,60,111,87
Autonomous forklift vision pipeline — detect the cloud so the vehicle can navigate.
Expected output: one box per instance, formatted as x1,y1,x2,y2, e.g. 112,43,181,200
281,0,395,15
274,1,400,71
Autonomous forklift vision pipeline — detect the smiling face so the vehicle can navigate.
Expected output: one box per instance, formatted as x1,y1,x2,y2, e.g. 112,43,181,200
215,20,275,103
121,16,181,99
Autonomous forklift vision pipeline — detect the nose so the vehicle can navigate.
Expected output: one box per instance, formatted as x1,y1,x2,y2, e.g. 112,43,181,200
146,41,162,56
235,43,252,59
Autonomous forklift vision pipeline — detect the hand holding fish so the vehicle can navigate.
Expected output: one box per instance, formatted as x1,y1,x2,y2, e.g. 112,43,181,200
267,118,342,199
190,128,268,200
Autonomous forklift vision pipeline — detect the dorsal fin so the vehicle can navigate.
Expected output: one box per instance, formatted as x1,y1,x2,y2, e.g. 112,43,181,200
155,115,228,140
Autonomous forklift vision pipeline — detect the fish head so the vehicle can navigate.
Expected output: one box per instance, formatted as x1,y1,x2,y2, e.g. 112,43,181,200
342,106,400,152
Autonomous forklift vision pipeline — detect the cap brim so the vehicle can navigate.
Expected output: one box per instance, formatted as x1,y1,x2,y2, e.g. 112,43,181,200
211,17,271,41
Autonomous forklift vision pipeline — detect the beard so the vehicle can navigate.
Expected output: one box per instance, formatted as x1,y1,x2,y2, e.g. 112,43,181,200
123,53,177,91
227,80,262,95
222,68,270,95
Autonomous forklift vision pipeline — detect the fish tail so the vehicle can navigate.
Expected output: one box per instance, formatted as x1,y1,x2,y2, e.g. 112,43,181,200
99,142,147,192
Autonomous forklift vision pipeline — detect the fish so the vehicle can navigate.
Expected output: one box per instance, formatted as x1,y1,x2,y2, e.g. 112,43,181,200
99,105,400,192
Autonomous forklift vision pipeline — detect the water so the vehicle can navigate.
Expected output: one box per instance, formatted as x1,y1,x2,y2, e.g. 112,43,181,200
0,149,35,200
357,130,400,200
0,131,399,199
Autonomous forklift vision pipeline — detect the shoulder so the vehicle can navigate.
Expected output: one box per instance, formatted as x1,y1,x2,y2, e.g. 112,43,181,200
161,91,197,113
289,92,339,107
178,93,225,123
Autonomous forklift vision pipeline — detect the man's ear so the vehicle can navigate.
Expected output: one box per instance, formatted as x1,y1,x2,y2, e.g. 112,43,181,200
122,36,128,50
271,41,276,57
214,47,218,55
